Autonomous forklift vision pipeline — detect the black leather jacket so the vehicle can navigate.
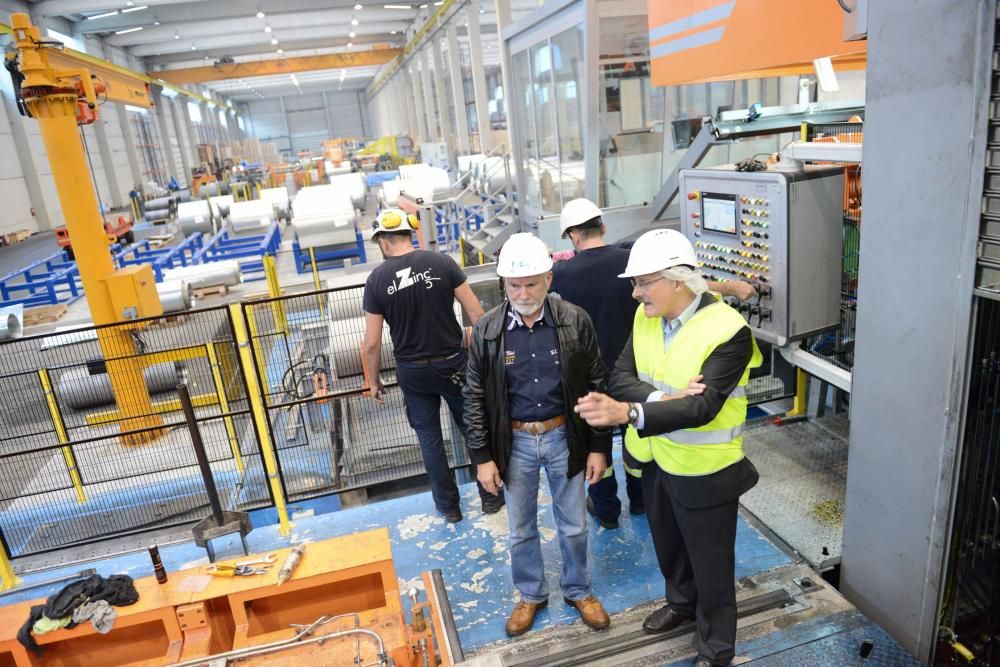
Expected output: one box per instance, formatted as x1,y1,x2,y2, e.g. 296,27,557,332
464,295,612,482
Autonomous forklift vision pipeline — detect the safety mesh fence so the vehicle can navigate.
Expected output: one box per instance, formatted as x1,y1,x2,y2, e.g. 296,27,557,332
243,285,471,502
0,306,270,559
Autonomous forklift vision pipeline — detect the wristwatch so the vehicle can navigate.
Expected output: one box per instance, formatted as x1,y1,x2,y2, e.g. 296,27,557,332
626,402,640,426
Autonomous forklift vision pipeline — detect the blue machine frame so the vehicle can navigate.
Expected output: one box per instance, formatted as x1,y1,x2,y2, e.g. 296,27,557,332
116,234,204,282
196,222,281,281
0,252,82,308
291,229,367,273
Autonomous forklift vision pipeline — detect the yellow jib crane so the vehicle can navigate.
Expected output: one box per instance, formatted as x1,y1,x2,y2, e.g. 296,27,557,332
7,13,164,445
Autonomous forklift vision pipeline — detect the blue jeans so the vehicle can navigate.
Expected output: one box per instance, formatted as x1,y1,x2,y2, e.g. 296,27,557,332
505,424,590,603
396,350,496,514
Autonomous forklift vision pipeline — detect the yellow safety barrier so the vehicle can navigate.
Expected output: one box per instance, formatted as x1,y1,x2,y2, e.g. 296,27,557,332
137,344,208,367
206,342,245,474
245,309,271,398
85,392,219,426
38,368,87,504
788,368,809,417
0,547,17,590
458,238,466,268
263,255,288,335
228,303,291,536
308,247,326,319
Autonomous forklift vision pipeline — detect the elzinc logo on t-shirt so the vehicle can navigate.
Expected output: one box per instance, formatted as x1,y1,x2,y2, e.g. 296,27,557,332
387,266,441,295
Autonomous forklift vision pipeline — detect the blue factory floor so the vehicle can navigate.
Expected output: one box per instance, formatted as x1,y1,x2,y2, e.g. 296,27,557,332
0,467,920,665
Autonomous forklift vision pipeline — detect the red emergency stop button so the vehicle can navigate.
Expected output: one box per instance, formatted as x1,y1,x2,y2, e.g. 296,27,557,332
687,191,700,200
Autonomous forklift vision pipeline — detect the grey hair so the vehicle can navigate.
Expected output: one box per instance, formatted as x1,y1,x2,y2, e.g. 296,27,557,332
660,265,708,295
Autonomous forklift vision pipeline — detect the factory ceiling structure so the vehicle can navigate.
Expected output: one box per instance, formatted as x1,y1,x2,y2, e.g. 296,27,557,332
27,0,539,100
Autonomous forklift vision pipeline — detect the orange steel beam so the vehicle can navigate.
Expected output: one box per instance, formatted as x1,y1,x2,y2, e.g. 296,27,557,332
156,49,402,85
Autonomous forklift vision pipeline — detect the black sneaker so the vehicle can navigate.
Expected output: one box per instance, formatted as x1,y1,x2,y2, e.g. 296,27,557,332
443,509,463,523
586,497,619,530
482,497,505,515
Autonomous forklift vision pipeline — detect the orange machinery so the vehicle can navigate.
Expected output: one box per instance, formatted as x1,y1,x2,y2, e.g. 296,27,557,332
647,0,867,86
55,214,133,260
0,529,461,667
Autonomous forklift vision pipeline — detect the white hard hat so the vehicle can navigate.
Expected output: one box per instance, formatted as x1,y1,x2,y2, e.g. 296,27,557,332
497,233,553,278
370,207,419,239
619,229,698,278
559,198,603,237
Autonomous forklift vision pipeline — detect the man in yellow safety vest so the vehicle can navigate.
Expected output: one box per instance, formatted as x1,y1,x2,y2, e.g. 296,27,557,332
574,228,762,667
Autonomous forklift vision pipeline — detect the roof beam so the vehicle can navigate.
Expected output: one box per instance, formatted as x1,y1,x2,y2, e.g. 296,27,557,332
146,34,390,65
155,49,402,84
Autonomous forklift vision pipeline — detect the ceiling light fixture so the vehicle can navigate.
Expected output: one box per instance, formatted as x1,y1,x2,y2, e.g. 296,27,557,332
121,4,148,12
153,16,160,24
114,26,143,34
347,42,353,48
433,1,442,5
125,1,134,6
86,10,119,20
390,30,397,34
354,3,363,8
191,44,197,50
277,48,284,55
174,31,180,39
256,10,265,18
264,25,272,33
383,3,411,7
351,18,359,25
348,31,356,37
271,37,278,45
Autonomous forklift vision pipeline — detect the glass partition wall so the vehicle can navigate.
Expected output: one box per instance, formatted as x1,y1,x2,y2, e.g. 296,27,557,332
505,0,661,220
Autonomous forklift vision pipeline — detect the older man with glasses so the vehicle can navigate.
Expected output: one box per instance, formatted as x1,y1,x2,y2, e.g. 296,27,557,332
575,229,763,667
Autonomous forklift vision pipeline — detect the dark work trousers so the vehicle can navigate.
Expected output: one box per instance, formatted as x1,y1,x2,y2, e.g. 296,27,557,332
642,462,739,666
587,428,644,521
394,349,499,514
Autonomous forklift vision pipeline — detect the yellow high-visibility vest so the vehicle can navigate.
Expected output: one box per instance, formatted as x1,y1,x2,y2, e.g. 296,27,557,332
623,297,762,476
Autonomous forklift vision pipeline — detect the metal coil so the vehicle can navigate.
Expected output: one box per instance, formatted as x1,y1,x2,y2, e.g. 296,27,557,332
157,279,194,313
56,362,179,410
162,261,242,289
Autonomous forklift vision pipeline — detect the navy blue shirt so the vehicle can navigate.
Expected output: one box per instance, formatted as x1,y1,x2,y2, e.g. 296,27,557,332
550,245,637,375
503,302,563,422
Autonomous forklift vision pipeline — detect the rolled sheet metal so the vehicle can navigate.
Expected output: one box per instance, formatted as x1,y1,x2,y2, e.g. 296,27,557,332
292,185,358,249
56,362,178,410
0,305,23,341
260,187,290,221
157,279,194,313
200,181,231,198
229,199,274,234
146,196,174,210
209,194,234,219
329,173,367,210
178,200,213,236
162,260,242,289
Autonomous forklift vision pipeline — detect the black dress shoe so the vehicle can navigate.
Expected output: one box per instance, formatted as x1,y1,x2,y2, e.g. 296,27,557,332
443,509,463,523
482,497,505,515
642,605,691,634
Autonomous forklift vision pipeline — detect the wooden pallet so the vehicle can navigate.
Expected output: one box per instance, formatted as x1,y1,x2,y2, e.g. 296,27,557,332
0,230,31,247
23,303,67,327
192,284,228,299
147,234,175,249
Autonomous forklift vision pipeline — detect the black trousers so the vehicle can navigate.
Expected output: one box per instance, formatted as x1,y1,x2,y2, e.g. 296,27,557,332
642,462,739,666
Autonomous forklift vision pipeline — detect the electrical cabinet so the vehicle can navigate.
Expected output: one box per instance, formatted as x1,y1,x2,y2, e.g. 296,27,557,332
679,165,844,346
103,265,163,321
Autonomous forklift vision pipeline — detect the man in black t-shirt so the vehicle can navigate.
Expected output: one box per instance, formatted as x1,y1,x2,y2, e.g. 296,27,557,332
362,208,503,522
552,199,756,530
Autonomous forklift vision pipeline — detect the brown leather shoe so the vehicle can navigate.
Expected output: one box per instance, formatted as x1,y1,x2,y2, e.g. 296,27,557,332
564,595,610,630
505,599,548,637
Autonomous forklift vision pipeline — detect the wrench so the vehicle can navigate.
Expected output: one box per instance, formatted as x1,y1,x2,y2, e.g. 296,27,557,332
235,554,278,568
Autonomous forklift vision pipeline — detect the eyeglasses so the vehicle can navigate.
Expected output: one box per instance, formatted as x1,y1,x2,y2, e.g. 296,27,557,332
630,276,666,290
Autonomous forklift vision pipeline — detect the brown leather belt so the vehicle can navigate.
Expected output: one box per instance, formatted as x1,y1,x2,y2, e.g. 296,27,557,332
511,414,567,435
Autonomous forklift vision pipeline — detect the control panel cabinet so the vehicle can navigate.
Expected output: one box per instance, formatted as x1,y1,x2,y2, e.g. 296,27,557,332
679,166,844,346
